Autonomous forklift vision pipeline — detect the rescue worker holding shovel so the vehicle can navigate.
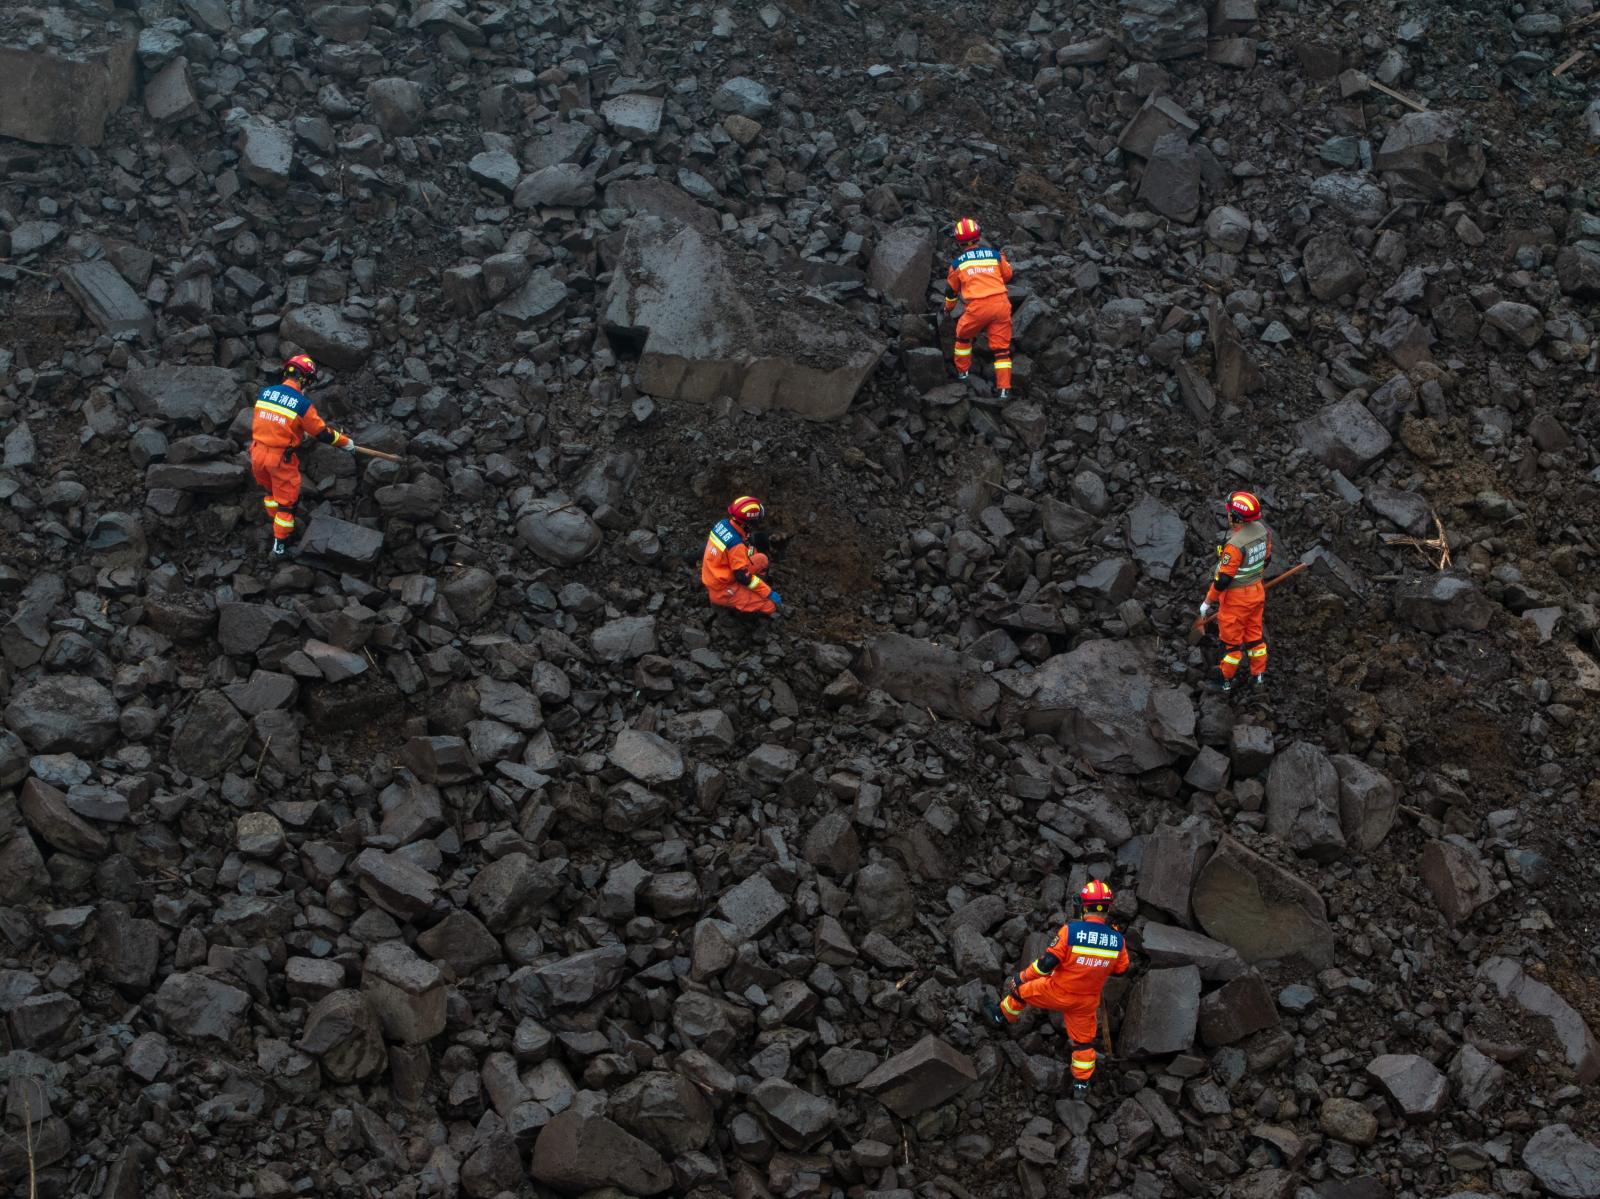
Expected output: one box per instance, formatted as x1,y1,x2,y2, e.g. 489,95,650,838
249,355,353,558
984,879,1129,1096
702,495,781,618
1200,490,1272,692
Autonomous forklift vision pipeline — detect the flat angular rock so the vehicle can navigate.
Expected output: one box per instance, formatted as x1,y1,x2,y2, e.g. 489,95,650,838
1310,173,1388,225
171,690,250,779
1191,836,1335,968
146,57,199,123
1137,816,1215,925
513,163,595,208
0,37,137,147
750,1078,839,1149
1265,741,1347,862
466,149,520,194
591,615,657,661
1117,94,1199,159
1139,922,1246,981
1005,638,1196,774
1198,972,1279,1046
600,94,664,141
468,853,560,932
1484,300,1543,348
858,634,999,726
867,225,934,309
298,990,386,1083
1297,397,1392,475
1479,957,1599,1085
299,515,383,568
1523,1124,1600,1198
610,1070,713,1155
1394,573,1493,634
531,945,627,1008
367,77,424,136
1302,233,1365,300
6,676,119,754
1139,132,1201,222
712,76,773,119
1374,110,1486,198
1556,247,1600,298
123,366,238,428
495,269,569,326
60,261,154,339
1122,494,1185,582
238,117,293,188
145,460,246,493
1331,755,1397,852
155,972,250,1043
1420,837,1498,927
280,305,373,370
717,874,788,940
1121,966,1201,1057
362,942,446,1044
602,217,883,421
609,729,683,786
531,1110,671,1195
1365,1053,1448,1122
857,1035,977,1116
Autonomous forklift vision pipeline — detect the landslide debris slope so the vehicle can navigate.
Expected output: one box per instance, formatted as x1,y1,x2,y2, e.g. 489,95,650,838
1,0,1599,1197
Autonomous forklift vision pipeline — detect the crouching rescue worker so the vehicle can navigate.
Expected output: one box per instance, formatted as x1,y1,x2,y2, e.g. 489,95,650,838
702,495,781,618
1200,490,1272,693
984,879,1128,1096
943,217,1014,399
249,355,354,558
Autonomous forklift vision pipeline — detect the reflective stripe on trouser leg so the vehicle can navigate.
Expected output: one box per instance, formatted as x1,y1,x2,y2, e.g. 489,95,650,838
1069,1041,1097,1081
1247,642,1268,676
999,993,1025,1021
953,341,973,372
993,357,1013,389
272,504,296,542
1219,648,1243,679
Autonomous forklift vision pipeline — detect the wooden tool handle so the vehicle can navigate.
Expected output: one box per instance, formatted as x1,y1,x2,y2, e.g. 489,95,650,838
353,445,403,463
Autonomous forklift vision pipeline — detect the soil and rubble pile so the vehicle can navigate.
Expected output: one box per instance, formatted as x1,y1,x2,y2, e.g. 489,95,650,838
1,0,1599,1197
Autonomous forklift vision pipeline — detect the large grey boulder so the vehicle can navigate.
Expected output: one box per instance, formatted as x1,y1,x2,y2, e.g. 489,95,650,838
867,225,934,308
1394,573,1494,633
1302,233,1366,300
750,1079,839,1149
1331,754,1398,852
601,217,883,421
1421,838,1497,926
1001,638,1196,774
1297,397,1393,475
1264,741,1347,862
530,1110,671,1195
610,1071,713,1155
1121,966,1201,1057
1523,1124,1600,1198
515,497,603,565
1191,836,1335,968
1118,0,1207,60
123,367,239,428
237,117,293,188
1122,494,1186,581
1366,1054,1448,1122
280,305,373,370
1138,132,1201,222
0,34,137,147
856,1035,977,1116
1374,110,1486,198
6,676,120,754
60,261,155,339
857,634,999,726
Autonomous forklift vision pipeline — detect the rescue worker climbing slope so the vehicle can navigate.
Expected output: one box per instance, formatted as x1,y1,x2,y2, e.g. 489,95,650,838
702,496,781,618
249,355,353,558
1200,490,1273,692
943,217,1015,398
984,880,1129,1095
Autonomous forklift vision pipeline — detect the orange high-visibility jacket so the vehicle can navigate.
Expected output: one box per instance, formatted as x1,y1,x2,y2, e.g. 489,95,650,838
1205,523,1272,606
1015,916,1129,1005
944,245,1014,309
701,517,772,598
250,380,349,451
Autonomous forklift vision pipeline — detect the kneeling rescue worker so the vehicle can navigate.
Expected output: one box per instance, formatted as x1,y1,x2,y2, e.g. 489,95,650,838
249,355,353,558
985,879,1128,1096
943,217,1014,399
702,496,781,618
1200,490,1272,692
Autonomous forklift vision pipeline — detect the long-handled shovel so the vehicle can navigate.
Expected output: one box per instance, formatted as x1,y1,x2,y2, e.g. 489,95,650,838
1186,561,1309,646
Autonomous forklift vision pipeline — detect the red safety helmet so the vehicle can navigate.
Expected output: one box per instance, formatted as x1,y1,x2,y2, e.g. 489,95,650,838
1226,490,1262,523
953,217,981,245
283,354,319,383
728,495,764,523
1079,879,1114,910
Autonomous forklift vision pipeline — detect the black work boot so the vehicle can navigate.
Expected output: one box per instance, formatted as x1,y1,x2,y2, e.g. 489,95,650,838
1206,675,1236,694
1072,1078,1091,1098
270,540,287,559
1250,674,1266,691
981,998,1007,1029
997,388,1011,400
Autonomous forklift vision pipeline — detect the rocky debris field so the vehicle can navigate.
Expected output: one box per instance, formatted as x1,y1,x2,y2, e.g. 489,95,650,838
2,0,1600,1197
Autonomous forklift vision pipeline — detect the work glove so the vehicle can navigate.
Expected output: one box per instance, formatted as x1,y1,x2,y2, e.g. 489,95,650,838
340,440,356,453
768,592,782,607
1199,601,1215,619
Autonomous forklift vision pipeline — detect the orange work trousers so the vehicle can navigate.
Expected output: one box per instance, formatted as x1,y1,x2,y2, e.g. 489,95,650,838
706,551,776,615
953,296,1014,390
1014,978,1102,1082
251,444,302,543
1216,583,1267,678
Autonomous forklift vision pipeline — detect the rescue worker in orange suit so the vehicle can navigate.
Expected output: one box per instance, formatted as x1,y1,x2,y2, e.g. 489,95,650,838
984,880,1128,1096
249,355,353,558
943,217,1015,399
702,496,781,618
1200,490,1272,693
